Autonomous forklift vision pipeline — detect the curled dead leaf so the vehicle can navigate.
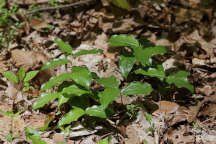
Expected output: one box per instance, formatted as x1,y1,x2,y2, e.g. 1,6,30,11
153,101,179,115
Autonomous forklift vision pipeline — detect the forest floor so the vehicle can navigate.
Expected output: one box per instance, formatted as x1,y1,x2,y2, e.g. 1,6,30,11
0,0,216,143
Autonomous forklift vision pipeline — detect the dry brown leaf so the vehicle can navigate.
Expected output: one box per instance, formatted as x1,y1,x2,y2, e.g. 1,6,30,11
125,125,140,144
30,18,50,31
153,101,179,115
169,106,188,126
11,49,49,71
199,103,216,117
164,126,195,144
10,0,51,5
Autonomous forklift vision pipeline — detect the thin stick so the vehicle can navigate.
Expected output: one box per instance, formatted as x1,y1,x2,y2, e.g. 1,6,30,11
25,0,93,15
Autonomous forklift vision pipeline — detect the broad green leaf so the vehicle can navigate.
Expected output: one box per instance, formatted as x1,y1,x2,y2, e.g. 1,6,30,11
54,38,73,54
109,35,139,49
0,0,6,8
33,92,60,110
41,59,71,70
61,85,90,96
98,137,110,144
71,67,92,89
41,73,73,90
17,66,25,82
0,110,22,117
58,95,70,108
166,71,194,93
119,55,135,79
85,105,107,118
109,0,131,11
134,46,167,65
24,71,39,82
96,76,119,88
135,65,165,79
1,71,18,83
58,107,85,126
121,82,153,96
25,127,46,144
99,88,120,108
73,49,103,58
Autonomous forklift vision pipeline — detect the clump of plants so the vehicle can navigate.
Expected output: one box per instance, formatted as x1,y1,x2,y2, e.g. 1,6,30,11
0,0,24,48
108,35,194,99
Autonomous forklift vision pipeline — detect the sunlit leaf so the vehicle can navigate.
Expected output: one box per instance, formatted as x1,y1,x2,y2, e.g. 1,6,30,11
25,127,46,144
58,95,69,108
17,66,25,82
85,105,107,118
135,65,165,79
134,46,167,66
58,107,85,126
98,137,110,144
33,92,60,110
1,71,18,83
61,85,90,96
121,82,153,96
71,66,92,89
99,88,120,108
109,0,131,11
38,117,54,131
119,55,135,79
41,59,71,70
24,71,39,82
54,38,73,54
0,110,22,117
41,73,73,90
166,71,194,93
73,49,103,58
96,76,119,88
109,35,139,49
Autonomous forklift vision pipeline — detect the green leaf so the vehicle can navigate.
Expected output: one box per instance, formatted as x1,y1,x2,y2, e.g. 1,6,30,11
41,73,73,90
25,127,46,144
0,0,6,8
166,71,194,93
98,137,110,144
119,55,135,79
71,67,92,89
24,71,39,82
85,105,107,118
41,59,71,70
17,66,25,82
58,95,70,108
99,88,120,108
61,85,90,96
54,38,73,54
96,76,120,88
135,65,165,79
109,35,139,49
109,0,131,11
33,93,60,110
73,49,103,58
121,82,153,96
134,46,167,65
0,110,22,117
1,71,18,83
58,107,85,126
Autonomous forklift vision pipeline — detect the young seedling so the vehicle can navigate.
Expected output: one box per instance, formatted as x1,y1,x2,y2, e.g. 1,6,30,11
1,66,39,92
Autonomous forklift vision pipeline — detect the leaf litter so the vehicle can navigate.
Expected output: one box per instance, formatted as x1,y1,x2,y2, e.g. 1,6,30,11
0,0,216,143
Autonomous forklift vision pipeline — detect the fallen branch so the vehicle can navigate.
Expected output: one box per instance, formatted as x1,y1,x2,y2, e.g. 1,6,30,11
25,0,94,15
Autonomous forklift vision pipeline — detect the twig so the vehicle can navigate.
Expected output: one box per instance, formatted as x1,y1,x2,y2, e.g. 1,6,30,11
25,0,93,15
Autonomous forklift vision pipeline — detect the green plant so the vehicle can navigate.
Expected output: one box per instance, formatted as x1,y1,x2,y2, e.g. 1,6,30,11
1,66,39,92
0,0,24,48
98,137,111,144
33,38,120,128
25,127,46,144
108,35,194,98
1,131,19,142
